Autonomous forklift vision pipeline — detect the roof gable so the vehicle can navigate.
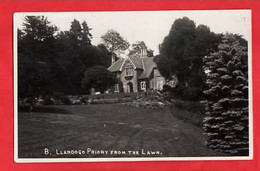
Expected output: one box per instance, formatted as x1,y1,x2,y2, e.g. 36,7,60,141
138,57,159,79
128,56,143,69
119,57,137,71
108,56,162,79
108,59,124,72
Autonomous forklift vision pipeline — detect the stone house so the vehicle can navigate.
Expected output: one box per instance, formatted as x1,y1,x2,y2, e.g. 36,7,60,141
108,47,165,93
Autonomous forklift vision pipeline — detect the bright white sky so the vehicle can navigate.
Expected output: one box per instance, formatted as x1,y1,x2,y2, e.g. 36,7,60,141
15,10,251,56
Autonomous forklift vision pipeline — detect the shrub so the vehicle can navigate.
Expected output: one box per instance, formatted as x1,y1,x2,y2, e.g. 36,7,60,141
44,95,54,105
60,95,72,105
125,90,170,110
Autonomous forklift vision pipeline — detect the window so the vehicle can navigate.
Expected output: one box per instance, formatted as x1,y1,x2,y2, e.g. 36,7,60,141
141,81,146,90
114,84,119,92
125,68,133,76
155,80,164,90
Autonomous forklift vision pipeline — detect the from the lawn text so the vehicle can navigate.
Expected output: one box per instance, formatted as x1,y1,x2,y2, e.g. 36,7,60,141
44,148,163,156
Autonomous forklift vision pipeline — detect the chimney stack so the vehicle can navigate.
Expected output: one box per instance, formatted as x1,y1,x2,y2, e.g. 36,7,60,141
111,53,116,64
140,44,147,58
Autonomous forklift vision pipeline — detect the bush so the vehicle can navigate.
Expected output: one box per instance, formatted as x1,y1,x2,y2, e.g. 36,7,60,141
86,92,138,100
60,95,72,105
44,95,54,105
125,90,170,110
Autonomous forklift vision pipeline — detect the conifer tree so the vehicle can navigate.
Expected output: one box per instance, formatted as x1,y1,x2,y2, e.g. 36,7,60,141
202,33,249,155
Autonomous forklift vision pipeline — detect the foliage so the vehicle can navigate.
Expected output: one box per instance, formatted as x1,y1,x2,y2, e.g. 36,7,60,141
128,41,154,57
18,16,57,98
18,16,113,97
128,41,146,57
60,95,72,105
54,19,94,94
101,29,130,57
22,16,58,42
156,17,221,99
18,56,52,98
126,90,170,110
44,95,54,105
202,33,248,155
81,65,117,93
87,92,138,100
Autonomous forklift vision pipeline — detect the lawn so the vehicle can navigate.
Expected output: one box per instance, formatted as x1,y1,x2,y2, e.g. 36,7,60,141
18,104,220,158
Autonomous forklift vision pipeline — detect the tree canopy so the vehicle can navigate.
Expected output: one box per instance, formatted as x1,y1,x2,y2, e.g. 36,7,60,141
156,17,221,99
101,29,130,58
18,16,112,97
18,16,58,98
81,65,117,93
128,41,154,58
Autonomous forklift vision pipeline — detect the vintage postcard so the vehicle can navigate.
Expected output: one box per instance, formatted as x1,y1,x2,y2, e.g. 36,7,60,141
14,10,253,163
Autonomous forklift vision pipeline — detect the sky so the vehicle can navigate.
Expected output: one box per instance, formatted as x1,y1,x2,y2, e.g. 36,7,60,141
15,10,251,56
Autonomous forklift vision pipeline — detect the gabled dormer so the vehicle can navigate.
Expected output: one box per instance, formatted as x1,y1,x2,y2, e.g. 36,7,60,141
121,59,135,79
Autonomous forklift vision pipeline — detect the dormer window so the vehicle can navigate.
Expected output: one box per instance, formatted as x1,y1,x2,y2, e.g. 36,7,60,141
125,68,133,76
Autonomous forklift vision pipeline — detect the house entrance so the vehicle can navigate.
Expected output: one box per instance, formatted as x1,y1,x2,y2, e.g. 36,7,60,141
126,82,133,93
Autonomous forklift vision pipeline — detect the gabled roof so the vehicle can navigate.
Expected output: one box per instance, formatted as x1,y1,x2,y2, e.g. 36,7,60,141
128,56,143,69
108,59,124,72
108,56,162,79
138,57,158,79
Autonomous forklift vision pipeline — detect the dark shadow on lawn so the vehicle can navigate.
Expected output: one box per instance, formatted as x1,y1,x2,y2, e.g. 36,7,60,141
19,105,72,114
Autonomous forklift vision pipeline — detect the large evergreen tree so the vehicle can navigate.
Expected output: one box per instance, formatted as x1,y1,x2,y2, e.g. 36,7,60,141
19,17,112,96
55,19,111,94
18,16,58,98
202,33,249,155
156,17,220,99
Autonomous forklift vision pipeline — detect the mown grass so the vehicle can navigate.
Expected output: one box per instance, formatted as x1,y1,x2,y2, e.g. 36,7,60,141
18,104,219,158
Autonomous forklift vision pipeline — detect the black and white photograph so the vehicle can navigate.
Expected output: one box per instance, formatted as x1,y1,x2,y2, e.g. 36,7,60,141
14,10,252,162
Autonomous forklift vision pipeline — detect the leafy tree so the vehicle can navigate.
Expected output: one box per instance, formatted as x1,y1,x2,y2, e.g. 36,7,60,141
101,29,130,58
81,65,117,93
81,21,92,45
128,41,147,58
69,19,92,46
157,17,197,86
156,17,220,99
18,16,58,98
147,49,154,57
22,16,58,42
97,44,113,67
54,19,94,94
128,41,154,58
79,44,111,68
18,56,52,98
202,33,248,155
